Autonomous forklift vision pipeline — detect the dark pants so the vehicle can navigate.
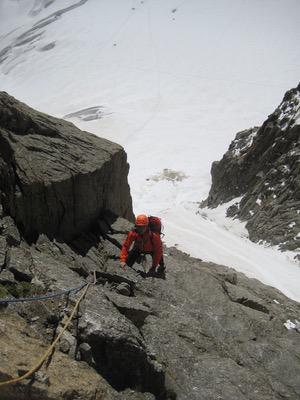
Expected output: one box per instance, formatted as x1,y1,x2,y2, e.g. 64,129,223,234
126,248,164,268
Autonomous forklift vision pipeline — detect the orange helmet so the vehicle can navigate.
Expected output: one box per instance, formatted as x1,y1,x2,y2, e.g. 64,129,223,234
135,214,149,226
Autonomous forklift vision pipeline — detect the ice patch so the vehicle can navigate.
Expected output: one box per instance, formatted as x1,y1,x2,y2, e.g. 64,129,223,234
284,320,296,330
284,319,300,331
277,90,300,130
232,129,258,157
282,165,291,173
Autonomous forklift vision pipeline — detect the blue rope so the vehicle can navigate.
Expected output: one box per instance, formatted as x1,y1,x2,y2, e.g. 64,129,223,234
0,282,87,304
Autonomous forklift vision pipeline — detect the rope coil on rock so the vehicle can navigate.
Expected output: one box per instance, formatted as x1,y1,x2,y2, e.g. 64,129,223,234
0,272,96,388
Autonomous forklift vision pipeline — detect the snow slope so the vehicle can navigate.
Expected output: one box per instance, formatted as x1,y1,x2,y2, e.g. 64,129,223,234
0,0,300,301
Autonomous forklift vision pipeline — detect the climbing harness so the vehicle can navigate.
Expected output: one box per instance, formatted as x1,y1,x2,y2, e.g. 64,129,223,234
0,272,97,388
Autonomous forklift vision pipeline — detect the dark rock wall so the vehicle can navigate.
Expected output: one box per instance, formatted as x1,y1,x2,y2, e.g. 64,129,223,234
0,92,134,242
204,84,300,251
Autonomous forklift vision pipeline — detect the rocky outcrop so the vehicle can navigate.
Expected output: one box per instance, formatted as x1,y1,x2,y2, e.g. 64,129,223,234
0,92,134,242
204,84,300,251
0,216,300,400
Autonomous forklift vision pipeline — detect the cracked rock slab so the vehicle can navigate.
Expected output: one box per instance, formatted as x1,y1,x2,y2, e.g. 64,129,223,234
224,281,270,314
106,291,153,328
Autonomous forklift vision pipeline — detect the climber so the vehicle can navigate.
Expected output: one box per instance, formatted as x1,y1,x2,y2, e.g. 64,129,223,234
120,214,165,276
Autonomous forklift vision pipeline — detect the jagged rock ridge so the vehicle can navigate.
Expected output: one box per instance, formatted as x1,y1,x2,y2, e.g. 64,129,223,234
204,84,300,252
0,95,300,400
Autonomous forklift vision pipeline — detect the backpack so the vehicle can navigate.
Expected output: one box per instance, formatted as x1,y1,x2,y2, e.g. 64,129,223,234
148,216,163,235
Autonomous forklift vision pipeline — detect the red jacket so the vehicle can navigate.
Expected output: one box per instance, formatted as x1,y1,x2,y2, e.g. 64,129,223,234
120,229,163,267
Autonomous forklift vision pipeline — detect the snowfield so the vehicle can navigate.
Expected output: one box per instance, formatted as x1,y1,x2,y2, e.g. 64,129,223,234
0,0,299,301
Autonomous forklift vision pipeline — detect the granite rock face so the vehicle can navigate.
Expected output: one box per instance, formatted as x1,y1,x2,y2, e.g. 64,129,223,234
0,92,134,242
0,214,300,400
204,84,300,252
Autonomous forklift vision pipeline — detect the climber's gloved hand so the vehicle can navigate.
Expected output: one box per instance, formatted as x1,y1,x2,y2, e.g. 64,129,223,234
120,262,126,271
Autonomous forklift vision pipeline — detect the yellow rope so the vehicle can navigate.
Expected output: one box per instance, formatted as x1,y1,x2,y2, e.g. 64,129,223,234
0,276,95,387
